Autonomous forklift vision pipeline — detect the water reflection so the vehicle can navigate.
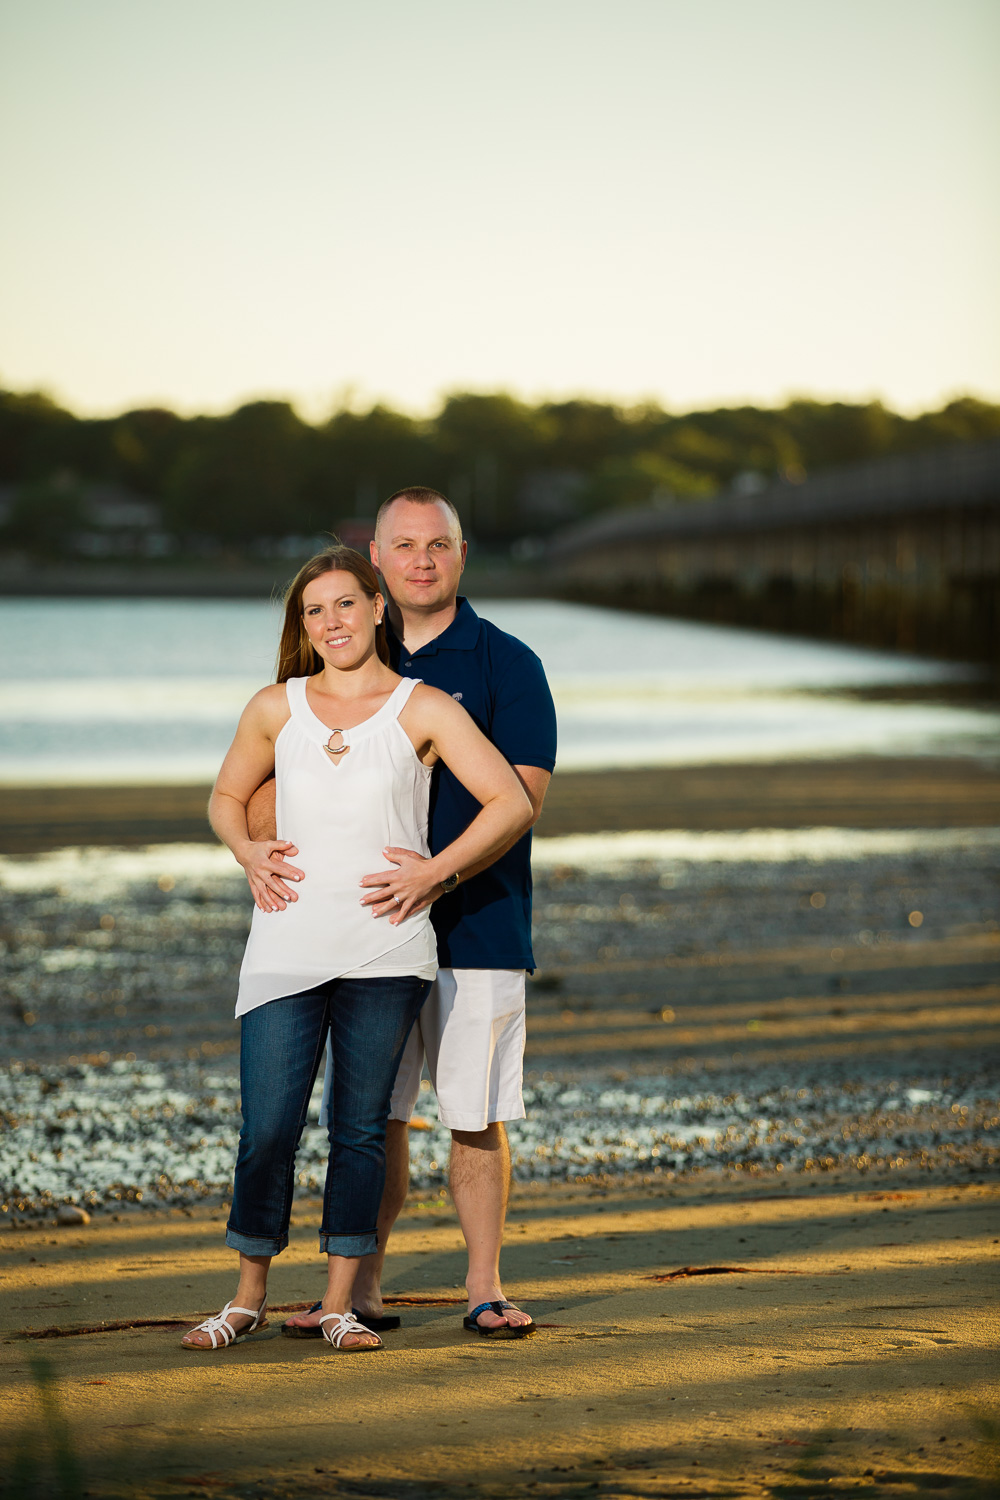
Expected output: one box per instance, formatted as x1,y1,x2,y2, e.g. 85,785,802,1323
0,597,994,784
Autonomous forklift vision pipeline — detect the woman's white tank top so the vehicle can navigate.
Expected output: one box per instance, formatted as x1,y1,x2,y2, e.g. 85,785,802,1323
235,674,437,1017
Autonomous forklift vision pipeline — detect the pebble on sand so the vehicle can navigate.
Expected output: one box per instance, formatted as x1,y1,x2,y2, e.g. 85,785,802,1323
56,1204,91,1226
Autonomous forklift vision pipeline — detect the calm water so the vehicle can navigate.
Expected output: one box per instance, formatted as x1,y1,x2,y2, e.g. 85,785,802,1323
0,597,995,784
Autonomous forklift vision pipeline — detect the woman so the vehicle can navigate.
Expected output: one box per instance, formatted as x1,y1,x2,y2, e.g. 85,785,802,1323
181,546,531,1353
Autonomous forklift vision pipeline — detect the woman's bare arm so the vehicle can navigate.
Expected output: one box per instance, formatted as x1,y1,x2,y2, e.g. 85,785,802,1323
209,687,304,912
366,687,533,923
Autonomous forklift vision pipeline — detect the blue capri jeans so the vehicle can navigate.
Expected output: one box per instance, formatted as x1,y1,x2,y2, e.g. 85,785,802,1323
225,974,429,1259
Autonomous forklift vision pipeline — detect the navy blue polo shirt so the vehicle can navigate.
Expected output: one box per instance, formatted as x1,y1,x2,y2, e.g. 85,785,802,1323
388,598,557,971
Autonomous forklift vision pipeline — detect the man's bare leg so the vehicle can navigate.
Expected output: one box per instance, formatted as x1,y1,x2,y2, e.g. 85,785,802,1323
281,1120,410,1332
452,1123,532,1332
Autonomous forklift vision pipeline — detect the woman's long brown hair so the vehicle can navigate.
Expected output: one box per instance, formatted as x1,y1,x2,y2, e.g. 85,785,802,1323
276,545,389,682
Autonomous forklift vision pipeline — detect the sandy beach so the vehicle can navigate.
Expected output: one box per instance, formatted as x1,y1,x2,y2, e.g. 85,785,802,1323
1,751,998,1496
4,1172,998,1499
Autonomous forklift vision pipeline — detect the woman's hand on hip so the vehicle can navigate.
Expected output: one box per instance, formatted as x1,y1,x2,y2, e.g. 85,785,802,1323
239,840,304,912
359,847,443,924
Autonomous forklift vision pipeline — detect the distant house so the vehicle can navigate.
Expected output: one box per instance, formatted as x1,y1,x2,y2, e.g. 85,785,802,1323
82,486,162,532
74,484,173,558
1,477,172,559
335,518,377,552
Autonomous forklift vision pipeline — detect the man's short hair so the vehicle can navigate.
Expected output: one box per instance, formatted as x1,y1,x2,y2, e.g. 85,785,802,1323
375,486,463,540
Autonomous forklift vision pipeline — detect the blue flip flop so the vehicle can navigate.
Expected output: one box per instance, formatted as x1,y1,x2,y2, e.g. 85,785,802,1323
463,1299,536,1339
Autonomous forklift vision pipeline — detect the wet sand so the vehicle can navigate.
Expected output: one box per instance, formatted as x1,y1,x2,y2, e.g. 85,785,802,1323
3,755,1000,853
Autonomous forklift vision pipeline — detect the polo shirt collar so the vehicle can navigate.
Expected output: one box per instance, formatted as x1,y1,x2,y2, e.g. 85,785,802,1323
386,596,482,658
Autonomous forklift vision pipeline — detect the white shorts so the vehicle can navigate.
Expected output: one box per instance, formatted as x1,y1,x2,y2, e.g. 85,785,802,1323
390,968,526,1132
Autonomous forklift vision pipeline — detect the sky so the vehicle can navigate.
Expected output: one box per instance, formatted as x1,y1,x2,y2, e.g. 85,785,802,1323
1,0,997,420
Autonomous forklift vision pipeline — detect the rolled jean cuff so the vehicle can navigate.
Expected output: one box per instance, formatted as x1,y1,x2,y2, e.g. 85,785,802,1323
319,1230,377,1258
225,1224,288,1256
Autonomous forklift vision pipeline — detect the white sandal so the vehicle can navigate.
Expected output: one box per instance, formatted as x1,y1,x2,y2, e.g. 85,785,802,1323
181,1298,268,1351
319,1310,384,1353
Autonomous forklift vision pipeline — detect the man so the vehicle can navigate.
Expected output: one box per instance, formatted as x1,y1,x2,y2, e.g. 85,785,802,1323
263,488,556,1338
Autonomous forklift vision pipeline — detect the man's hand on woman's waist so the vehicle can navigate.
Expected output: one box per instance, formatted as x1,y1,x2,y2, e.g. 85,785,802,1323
243,840,304,913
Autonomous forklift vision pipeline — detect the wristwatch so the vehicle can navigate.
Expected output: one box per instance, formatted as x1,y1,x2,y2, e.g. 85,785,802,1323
440,872,460,894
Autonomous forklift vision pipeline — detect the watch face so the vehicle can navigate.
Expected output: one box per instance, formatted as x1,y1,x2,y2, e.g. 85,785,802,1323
442,873,459,893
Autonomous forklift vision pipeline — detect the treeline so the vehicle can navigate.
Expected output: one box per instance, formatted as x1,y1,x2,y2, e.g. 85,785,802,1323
1,388,998,554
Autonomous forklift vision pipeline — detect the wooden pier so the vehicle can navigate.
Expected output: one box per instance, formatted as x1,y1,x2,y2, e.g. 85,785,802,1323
549,439,1000,665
